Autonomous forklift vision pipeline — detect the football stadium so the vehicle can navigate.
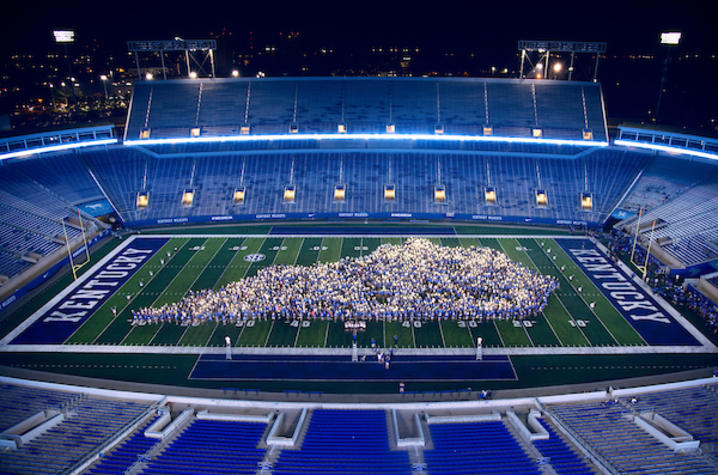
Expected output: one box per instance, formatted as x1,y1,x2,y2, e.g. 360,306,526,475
1,71,718,473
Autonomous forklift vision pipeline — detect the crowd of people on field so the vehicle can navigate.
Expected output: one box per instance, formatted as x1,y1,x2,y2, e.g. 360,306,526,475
131,238,558,325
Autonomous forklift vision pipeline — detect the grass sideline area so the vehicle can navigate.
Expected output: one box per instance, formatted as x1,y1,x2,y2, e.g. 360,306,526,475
0,352,716,393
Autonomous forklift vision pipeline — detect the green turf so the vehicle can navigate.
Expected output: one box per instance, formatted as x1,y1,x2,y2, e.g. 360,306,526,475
214,237,265,286
147,238,225,346
505,238,589,347
439,237,461,248
318,237,342,263
495,239,560,347
236,319,272,347
131,238,221,345
413,321,444,348
266,320,298,347
94,238,199,344
356,321,385,348
521,238,617,346
478,237,503,252
467,320,503,347
208,323,243,347
245,238,285,277
3,351,716,393
66,238,182,344
361,237,382,255
178,237,249,346
295,237,323,266
550,241,646,346
326,321,353,348
179,323,216,347
273,237,303,266
380,237,404,245
340,237,363,259
190,237,246,291
440,321,474,348
494,319,533,347
385,321,414,348
296,321,328,347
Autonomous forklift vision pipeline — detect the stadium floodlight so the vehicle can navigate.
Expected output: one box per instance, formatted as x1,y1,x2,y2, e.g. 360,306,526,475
189,71,198,79
231,70,240,77
145,72,153,80
53,30,74,43
553,62,562,73
660,32,681,45
99,74,108,81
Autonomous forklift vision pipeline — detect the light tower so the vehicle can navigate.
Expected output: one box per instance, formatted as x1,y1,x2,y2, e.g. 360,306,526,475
655,32,681,122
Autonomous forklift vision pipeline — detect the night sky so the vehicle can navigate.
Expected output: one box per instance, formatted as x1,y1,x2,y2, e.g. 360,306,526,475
2,0,714,55
1,0,715,132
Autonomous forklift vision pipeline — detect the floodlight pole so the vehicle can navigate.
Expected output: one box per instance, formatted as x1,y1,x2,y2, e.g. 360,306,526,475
593,54,600,82
519,49,526,79
568,52,575,81
544,50,550,76
185,51,191,77
209,49,216,78
134,52,141,80
656,51,672,121
160,51,167,80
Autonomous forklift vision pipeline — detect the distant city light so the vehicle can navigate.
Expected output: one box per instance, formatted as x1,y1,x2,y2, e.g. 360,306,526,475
535,63,543,70
189,71,198,79
145,72,153,80
53,30,74,43
660,32,682,45
553,62,562,73
100,74,108,81
231,70,240,77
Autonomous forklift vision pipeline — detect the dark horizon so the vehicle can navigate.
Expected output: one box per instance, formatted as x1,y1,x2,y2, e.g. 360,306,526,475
2,0,715,55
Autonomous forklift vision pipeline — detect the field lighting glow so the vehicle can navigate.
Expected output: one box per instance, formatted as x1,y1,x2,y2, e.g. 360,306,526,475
124,132,610,148
53,30,75,43
660,32,681,45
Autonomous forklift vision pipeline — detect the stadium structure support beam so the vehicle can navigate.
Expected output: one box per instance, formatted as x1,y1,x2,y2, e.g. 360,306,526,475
127,39,218,79
518,40,607,81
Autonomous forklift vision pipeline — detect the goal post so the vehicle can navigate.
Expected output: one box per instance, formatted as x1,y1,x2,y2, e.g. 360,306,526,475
629,207,656,280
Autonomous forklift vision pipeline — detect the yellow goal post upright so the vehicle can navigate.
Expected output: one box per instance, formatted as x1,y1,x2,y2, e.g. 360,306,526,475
629,207,657,281
62,209,92,281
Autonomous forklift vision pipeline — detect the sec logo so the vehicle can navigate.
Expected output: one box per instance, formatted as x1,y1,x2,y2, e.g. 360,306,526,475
244,253,266,262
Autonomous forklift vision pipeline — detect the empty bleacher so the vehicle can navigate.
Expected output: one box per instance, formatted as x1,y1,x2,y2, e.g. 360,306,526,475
424,421,539,474
0,396,150,474
87,415,161,474
125,77,608,141
532,416,593,474
624,184,718,266
548,400,717,474
0,384,81,432
141,419,267,474
80,146,644,226
625,386,718,459
273,409,411,474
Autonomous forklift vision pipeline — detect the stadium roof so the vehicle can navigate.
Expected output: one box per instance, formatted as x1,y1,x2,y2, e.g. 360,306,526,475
125,77,608,143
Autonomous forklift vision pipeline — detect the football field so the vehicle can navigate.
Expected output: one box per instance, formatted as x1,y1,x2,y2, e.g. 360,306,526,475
3,232,713,354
